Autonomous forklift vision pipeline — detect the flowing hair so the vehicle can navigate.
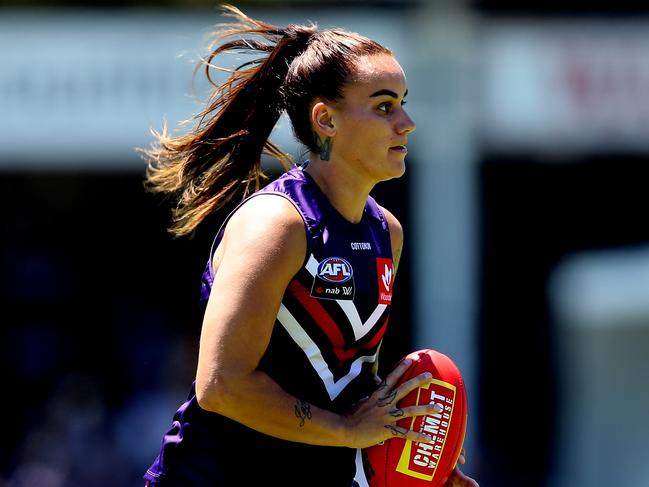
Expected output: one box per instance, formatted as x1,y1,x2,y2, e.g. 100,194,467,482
140,4,391,237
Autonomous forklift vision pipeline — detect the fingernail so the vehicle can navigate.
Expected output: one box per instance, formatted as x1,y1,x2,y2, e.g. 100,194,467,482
433,403,443,411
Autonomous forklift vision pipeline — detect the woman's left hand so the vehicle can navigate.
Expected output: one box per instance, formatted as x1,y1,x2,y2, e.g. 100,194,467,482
443,449,479,487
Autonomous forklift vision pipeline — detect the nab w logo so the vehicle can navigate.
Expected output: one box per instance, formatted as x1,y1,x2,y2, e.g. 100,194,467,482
317,257,353,283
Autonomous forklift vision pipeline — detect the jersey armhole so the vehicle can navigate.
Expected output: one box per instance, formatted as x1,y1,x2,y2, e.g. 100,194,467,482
367,197,394,260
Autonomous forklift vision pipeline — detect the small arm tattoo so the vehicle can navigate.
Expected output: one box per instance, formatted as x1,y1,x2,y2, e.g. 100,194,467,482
294,398,312,427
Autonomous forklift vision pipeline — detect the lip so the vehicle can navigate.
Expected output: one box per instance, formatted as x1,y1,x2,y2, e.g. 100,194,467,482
389,145,408,153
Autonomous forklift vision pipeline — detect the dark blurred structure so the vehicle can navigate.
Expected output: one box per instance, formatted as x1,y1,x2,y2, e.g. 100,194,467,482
0,172,206,484
477,155,649,487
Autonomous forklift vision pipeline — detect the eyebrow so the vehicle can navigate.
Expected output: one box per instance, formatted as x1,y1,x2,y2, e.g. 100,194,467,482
369,88,408,99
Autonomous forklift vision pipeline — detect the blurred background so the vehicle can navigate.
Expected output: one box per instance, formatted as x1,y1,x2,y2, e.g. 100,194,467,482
2,0,649,486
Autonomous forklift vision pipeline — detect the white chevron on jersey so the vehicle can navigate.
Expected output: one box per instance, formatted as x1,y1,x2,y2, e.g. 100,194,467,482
277,303,377,400
306,254,387,341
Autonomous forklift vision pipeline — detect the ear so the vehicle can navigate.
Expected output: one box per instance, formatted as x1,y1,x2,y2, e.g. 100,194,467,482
311,100,337,138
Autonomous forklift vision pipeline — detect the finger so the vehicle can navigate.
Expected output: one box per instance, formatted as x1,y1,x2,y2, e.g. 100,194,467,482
391,371,433,403
383,424,432,444
390,402,443,420
376,373,433,408
374,360,416,407
457,447,466,465
381,358,413,390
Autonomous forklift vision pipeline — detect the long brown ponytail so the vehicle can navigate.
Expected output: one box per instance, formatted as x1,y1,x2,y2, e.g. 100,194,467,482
141,4,390,237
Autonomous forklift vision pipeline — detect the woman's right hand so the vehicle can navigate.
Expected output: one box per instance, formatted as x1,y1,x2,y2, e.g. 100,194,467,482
342,358,443,448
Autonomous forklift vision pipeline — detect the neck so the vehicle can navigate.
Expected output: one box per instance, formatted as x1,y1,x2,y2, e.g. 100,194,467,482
305,153,373,224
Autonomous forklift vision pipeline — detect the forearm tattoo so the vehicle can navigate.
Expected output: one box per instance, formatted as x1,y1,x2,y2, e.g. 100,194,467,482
294,398,312,427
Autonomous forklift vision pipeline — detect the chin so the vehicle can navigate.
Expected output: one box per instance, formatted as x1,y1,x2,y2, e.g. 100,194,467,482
364,155,406,183
377,166,406,183
387,158,407,179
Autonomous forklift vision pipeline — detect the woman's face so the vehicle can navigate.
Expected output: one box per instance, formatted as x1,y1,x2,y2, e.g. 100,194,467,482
328,53,416,182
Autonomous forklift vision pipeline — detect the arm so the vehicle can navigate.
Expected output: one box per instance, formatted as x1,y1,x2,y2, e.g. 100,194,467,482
195,194,342,443
194,194,438,448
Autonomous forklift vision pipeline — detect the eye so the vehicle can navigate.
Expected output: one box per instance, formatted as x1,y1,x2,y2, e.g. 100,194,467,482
401,99,408,106
377,102,393,114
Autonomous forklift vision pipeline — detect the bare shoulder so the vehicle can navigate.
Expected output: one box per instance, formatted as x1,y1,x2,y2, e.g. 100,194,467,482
378,204,403,244
378,204,404,271
229,192,304,231
215,193,306,277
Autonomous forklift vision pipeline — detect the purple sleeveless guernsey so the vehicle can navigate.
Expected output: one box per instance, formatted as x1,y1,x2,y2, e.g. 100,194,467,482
144,164,395,486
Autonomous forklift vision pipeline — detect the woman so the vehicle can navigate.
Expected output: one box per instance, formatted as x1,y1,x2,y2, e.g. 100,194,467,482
141,5,477,486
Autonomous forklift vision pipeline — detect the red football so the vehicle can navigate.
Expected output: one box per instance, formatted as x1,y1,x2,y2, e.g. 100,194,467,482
361,349,468,487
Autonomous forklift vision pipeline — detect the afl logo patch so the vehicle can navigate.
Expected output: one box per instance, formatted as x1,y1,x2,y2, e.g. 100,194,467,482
311,257,355,300
317,257,353,283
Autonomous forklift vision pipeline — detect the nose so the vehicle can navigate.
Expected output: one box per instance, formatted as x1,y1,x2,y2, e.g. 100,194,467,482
396,109,416,135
